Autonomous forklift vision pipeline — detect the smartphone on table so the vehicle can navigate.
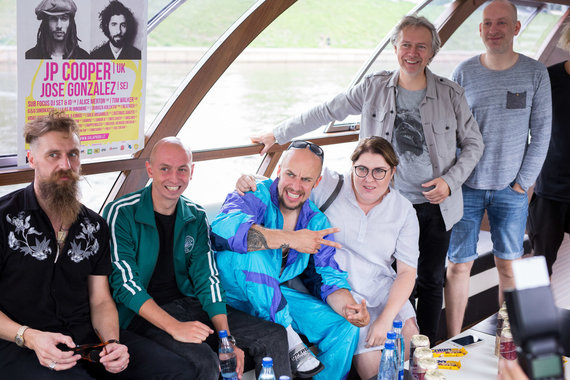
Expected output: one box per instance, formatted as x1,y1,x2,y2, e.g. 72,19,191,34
451,334,484,347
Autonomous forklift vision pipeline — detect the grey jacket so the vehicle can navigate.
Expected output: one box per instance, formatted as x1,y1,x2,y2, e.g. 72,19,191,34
274,68,484,230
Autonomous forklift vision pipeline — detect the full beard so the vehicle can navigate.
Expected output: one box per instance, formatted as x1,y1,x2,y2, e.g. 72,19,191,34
110,35,125,48
38,169,82,226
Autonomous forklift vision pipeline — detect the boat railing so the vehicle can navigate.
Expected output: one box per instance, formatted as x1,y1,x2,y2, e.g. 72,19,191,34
0,130,359,194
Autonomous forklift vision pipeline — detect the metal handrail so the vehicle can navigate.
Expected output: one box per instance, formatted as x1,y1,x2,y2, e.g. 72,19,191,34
147,0,188,34
0,131,358,187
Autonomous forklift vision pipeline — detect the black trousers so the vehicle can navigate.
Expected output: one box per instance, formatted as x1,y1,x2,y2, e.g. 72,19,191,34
128,296,292,379
527,193,570,276
0,329,191,379
412,203,451,344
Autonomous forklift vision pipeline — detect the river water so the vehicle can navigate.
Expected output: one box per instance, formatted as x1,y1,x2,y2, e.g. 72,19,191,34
0,51,465,212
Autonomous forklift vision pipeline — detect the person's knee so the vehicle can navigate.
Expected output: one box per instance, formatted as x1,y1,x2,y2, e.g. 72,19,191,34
446,261,473,278
495,258,515,280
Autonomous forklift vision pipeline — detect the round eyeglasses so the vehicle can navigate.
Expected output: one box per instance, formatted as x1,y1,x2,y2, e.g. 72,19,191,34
353,165,389,180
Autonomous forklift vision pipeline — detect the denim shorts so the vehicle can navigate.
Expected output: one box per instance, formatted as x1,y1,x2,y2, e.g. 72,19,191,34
447,184,528,263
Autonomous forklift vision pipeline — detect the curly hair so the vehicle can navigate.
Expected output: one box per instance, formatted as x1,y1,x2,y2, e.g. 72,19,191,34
99,1,137,47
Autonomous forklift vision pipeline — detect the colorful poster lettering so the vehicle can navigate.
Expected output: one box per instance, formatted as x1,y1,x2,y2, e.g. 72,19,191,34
17,0,147,166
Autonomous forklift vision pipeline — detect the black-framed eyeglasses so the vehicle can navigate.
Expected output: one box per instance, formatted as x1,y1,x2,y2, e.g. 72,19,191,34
353,165,390,180
287,140,324,162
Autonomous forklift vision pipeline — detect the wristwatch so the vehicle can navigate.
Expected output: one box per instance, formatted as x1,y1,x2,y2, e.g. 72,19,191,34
227,335,237,345
15,325,29,347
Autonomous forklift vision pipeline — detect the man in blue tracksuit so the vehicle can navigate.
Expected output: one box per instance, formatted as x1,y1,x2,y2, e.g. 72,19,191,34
211,141,368,380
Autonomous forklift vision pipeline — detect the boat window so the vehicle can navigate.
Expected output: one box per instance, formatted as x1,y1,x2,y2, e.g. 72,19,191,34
174,0,416,206
145,0,258,133
436,2,568,77
0,0,256,209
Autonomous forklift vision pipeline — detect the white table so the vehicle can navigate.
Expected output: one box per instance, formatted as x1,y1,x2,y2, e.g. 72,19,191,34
433,329,569,379
433,329,499,379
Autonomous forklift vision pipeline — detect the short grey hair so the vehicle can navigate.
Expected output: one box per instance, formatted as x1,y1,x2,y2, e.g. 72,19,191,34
390,14,441,62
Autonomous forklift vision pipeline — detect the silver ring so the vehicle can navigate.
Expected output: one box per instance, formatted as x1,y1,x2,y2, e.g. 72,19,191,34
121,365,126,371
49,361,56,370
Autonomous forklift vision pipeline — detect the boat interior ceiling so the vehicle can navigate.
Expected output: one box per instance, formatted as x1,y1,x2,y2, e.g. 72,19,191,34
1,0,569,213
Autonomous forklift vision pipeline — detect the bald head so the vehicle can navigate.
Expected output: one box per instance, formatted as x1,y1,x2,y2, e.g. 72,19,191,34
484,0,517,23
149,136,192,164
280,148,323,174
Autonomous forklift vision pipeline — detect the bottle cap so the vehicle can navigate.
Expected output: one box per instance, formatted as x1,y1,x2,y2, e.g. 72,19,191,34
218,330,228,338
387,331,397,340
262,357,273,367
384,341,395,350
393,319,403,328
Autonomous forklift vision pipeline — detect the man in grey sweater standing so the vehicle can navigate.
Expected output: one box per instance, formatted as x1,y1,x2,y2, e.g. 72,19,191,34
445,0,551,337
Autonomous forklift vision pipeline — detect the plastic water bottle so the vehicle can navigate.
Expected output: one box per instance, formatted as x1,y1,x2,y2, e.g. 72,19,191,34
393,320,405,380
218,330,238,380
377,341,398,380
258,357,276,380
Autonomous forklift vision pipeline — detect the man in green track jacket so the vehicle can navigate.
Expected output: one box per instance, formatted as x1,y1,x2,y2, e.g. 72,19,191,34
103,137,290,379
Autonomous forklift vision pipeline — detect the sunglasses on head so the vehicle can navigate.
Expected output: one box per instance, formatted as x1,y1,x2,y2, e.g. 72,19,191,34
287,140,324,161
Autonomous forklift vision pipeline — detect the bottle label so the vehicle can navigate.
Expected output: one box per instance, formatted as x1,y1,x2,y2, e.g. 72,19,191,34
220,356,237,377
499,341,517,360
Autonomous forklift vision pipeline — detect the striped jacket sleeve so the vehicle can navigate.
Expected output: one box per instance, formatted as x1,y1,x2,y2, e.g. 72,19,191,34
103,194,152,316
188,207,226,318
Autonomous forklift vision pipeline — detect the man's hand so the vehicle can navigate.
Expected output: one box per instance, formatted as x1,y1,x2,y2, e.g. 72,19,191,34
422,177,451,204
291,227,341,254
344,300,370,327
236,175,258,196
99,341,129,374
168,320,214,343
511,183,525,194
251,133,277,155
25,329,80,371
233,344,245,379
365,315,392,348
498,358,529,380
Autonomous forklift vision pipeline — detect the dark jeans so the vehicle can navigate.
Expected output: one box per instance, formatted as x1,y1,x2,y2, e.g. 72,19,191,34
528,193,570,276
128,297,291,379
0,329,191,380
412,203,451,344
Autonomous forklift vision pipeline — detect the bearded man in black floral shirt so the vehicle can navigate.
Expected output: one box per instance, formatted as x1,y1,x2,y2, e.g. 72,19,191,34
0,111,191,379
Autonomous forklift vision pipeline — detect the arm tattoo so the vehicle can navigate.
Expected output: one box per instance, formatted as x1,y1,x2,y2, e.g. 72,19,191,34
247,227,270,251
